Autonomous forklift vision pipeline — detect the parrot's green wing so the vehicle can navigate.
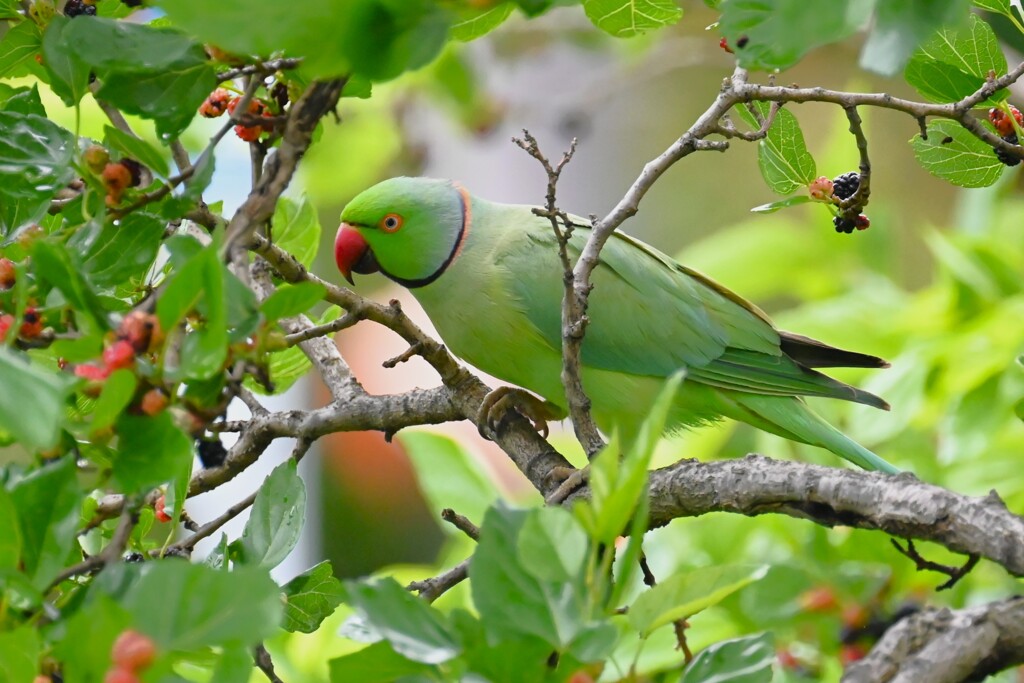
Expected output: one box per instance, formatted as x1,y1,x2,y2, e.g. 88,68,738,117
502,212,887,409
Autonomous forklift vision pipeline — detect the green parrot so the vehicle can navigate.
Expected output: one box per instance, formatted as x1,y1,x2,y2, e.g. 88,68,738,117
335,177,898,474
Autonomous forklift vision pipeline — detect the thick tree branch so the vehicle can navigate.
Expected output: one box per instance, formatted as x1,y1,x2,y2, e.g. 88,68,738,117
843,597,1024,683
640,455,1024,577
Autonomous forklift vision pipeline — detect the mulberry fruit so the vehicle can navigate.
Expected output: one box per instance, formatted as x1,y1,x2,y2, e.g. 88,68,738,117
832,172,860,201
995,134,1021,166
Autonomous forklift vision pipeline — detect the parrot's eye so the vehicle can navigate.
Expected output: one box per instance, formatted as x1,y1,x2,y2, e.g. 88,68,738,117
380,214,403,232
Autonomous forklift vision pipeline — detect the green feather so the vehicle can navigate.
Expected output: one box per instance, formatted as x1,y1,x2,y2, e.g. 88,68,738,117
340,178,899,473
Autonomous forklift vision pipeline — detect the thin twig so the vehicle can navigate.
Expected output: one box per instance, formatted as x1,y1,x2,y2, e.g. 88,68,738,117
254,643,286,683
217,57,304,81
284,312,358,346
513,131,605,457
441,508,480,541
891,539,981,591
47,507,136,590
407,558,470,603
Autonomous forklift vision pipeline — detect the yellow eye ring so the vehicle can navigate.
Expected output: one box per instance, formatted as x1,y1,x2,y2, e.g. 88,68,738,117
380,213,403,233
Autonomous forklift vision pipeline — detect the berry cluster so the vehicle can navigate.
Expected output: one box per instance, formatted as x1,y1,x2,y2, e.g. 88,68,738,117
988,106,1023,167
73,311,162,382
0,306,44,343
807,172,871,234
199,88,277,142
104,630,157,683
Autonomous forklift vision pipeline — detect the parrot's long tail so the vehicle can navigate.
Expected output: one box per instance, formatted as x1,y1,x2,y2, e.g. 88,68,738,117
723,393,900,474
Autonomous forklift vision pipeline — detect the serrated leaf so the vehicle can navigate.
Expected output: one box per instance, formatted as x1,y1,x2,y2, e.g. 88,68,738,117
973,0,1013,16
904,14,1007,105
41,16,90,107
0,112,76,237
273,195,322,268
9,456,81,589
329,642,435,683
517,507,588,583
680,632,776,683
32,239,110,331
0,626,40,683
860,0,971,76
0,347,70,450
104,125,171,178
452,2,515,41
122,562,283,650
0,488,20,570
344,577,461,665
249,305,341,395
629,564,769,636
113,412,193,493
400,431,500,524
750,195,813,214
755,106,816,195
471,504,588,648
260,281,327,323
239,459,306,569
283,560,345,633
72,213,166,289
90,368,138,434
582,0,683,38
910,119,1004,187
719,0,871,72
0,19,42,79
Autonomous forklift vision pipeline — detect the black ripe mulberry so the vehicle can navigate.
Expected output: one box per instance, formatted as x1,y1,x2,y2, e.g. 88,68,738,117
833,216,856,234
64,0,97,17
832,172,860,200
197,437,228,468
995,134,1021,167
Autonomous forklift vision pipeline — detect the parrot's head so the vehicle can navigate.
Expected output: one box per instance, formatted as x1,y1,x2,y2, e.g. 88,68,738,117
335,177,470,288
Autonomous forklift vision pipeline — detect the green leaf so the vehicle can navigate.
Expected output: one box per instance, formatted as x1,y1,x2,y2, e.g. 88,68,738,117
260,282,327,324
123,562,283,650
0,19,42,79
629,564,769,636
9,456,82,589
400,431,500,524
91,368,138,434
860,0,970,76
904,14,1007,105
41,16,89,106
451,2,515,41
578,373,681,544
159,245,228,380
224,267,261,342
909,119,1005,187
973,0,1014,17
239,459,307,569
0,488,20,570
249,305,341,395
53,595,132,683
0,347,70,450
113,412,193,493
749,195,813,214
582,0,682,37
273,195,322,268
32,239,110,331
99,61,218,139
736,104,816,195
344,576,461,664
104,125,171,178
471,504,587,648
680,632,776,683
0,626,40,683
0,112,76,236
517,507,588,583
719,0,872,72
1,84,46,117
283,560,346,633
211,644,254,683
72,213,166,289
329,642,435,683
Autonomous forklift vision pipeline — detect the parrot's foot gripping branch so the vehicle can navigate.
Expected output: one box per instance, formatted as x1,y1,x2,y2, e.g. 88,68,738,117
476,386,563,439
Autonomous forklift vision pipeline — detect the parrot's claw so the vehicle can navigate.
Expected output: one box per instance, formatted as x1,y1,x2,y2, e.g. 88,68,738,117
545,465,590,505
477,387,561,439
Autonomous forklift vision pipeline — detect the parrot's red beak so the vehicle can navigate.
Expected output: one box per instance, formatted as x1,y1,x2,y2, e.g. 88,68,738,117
334,222,379,285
